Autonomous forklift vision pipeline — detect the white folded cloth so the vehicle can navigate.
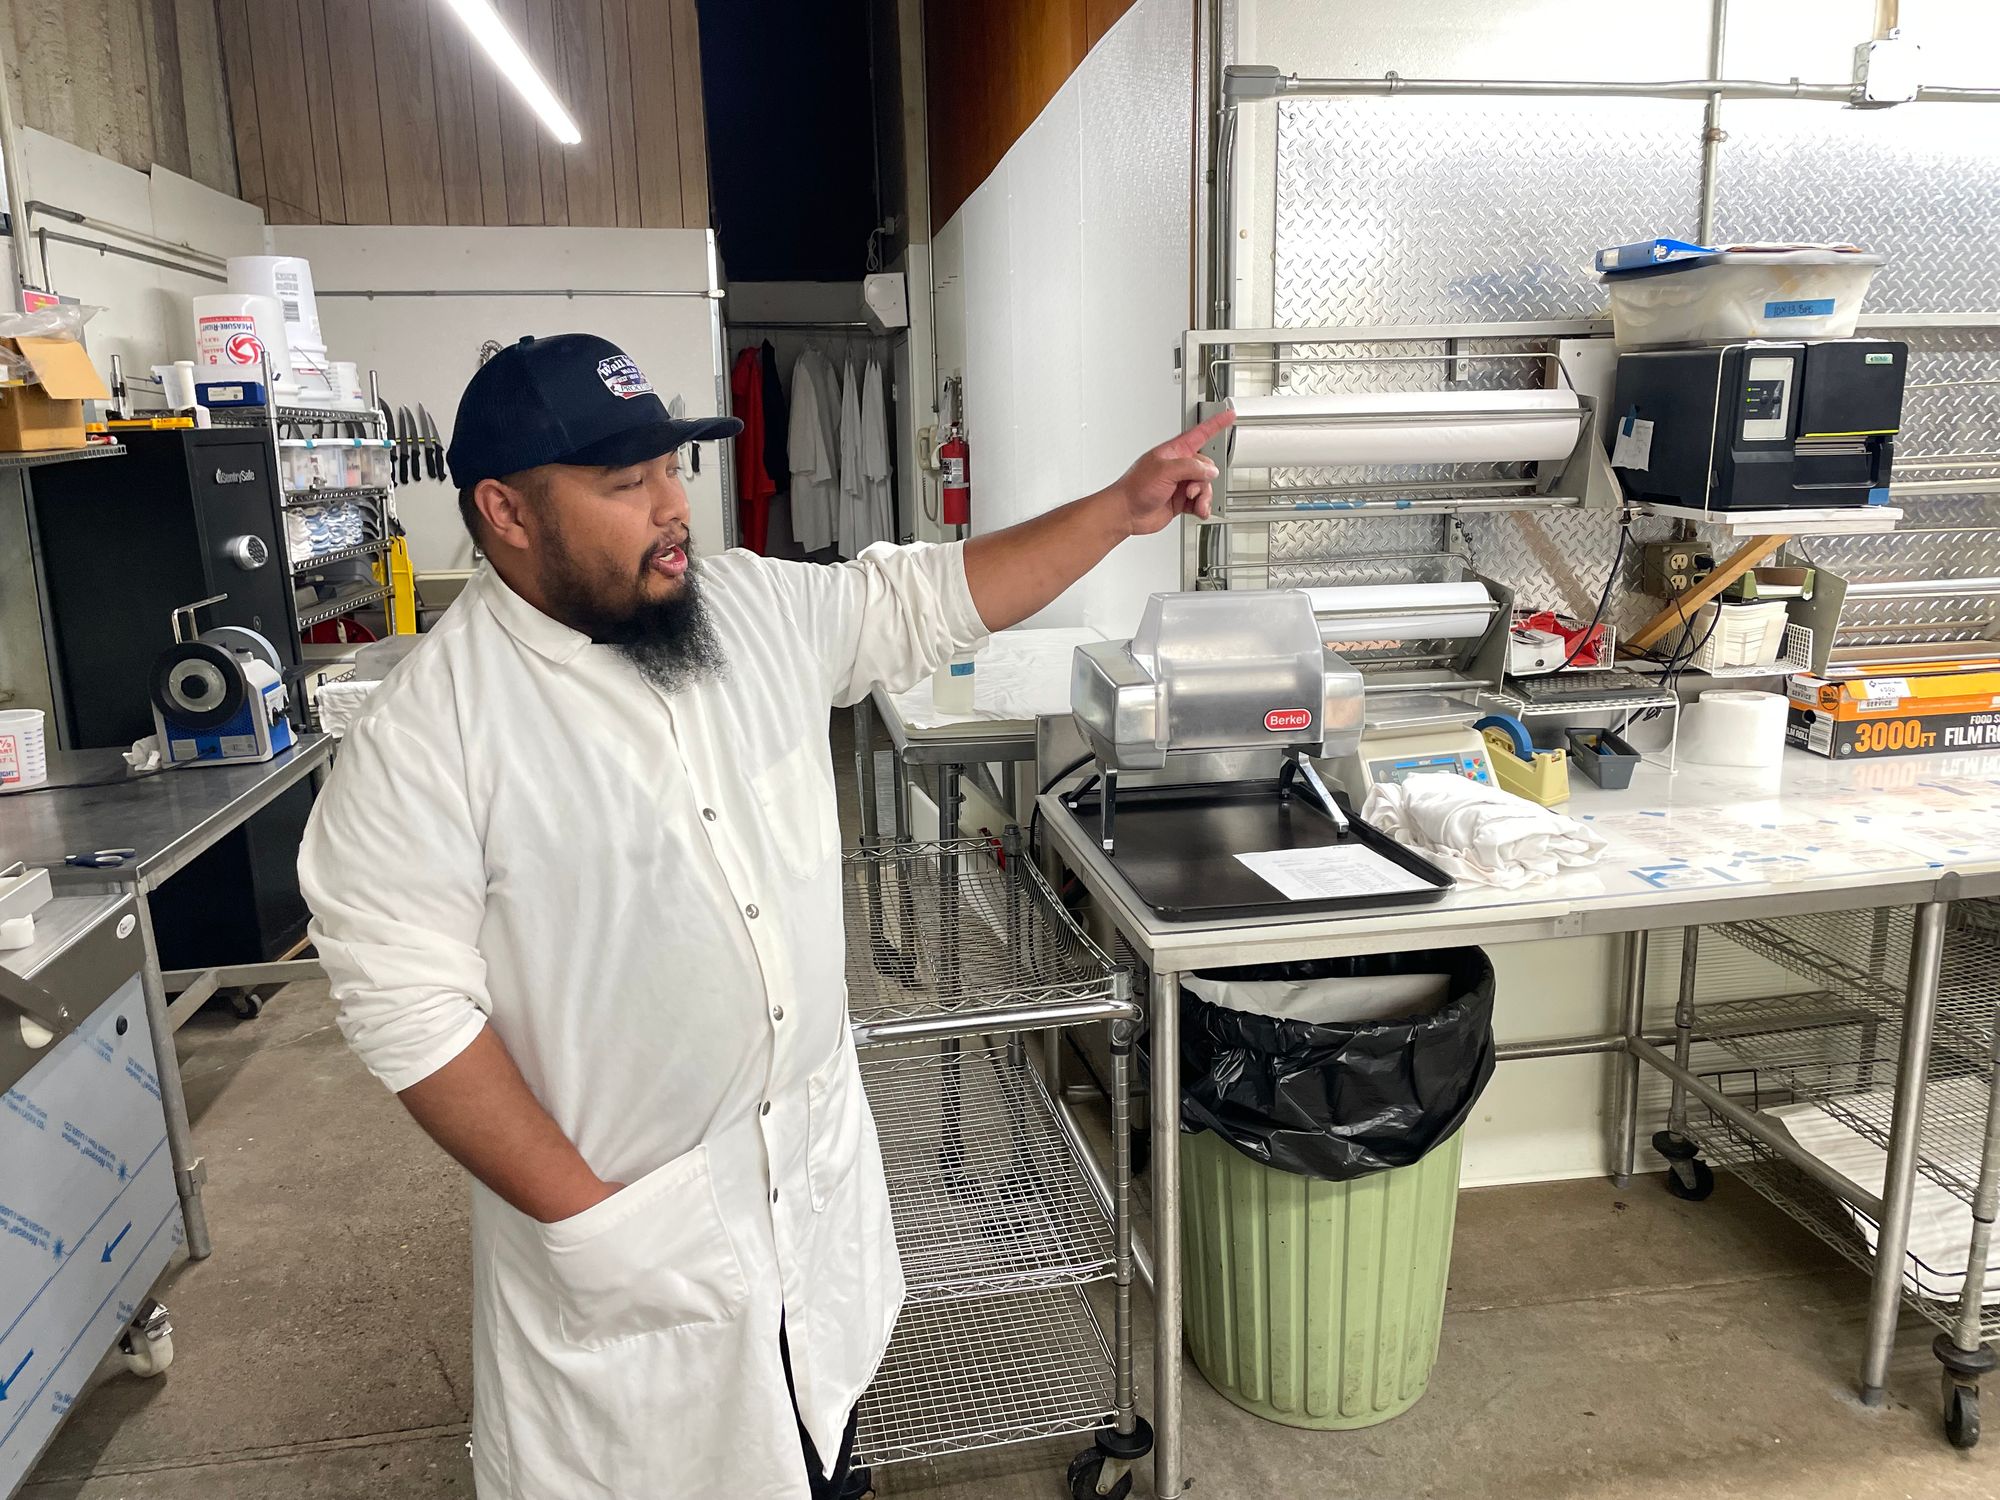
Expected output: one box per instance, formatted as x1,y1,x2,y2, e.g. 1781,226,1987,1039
1363,772,1607,888
124,736,163,772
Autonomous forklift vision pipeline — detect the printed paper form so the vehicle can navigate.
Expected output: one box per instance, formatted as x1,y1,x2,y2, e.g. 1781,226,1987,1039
1236,844,1437,902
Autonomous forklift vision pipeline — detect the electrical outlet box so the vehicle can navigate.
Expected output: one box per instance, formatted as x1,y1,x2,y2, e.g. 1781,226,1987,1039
1642,541,1704,598
1853,35,1922,106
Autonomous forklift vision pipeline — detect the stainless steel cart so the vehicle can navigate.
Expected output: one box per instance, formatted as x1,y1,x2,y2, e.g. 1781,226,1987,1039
1654,905,2000,1449
841,834,1149,1497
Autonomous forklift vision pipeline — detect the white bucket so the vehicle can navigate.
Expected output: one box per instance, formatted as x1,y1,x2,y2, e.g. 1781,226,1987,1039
193,293,294,390
0,709,48,790
228,254,325,352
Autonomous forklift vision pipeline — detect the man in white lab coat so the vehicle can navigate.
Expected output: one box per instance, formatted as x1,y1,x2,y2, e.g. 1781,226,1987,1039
298,333,1230,1500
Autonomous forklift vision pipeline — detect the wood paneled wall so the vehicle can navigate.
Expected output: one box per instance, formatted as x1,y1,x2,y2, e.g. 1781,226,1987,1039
2,0,238,195
923,0,1139,228
216,0,710,229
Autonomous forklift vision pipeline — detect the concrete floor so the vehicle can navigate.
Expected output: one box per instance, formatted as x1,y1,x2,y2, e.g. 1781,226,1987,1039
21,712,1996,1498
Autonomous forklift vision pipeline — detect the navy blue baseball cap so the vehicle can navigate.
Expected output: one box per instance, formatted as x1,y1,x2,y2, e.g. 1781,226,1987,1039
446,333,741,488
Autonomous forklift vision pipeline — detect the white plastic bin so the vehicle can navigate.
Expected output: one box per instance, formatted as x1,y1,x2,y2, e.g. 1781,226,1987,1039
0,709,48,789
1604,248,1883,349
1687,600,1791,672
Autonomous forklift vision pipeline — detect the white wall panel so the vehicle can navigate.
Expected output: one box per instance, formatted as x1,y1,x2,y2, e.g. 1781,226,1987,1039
932,0,1193,630
274,226,727,572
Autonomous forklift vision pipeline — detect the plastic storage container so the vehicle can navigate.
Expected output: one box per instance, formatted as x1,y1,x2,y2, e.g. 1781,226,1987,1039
1603,247,1883,349
0,708,48,789
1686,599,1790,672
1173,950,1495,1429
1566,727,1641,789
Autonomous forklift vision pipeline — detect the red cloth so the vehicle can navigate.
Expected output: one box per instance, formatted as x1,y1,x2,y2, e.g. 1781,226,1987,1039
730,346,776,552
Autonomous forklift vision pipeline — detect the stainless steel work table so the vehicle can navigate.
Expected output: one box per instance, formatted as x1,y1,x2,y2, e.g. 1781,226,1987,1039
0,735,335,1259
1038,749,2000,1493
853,628,1101,845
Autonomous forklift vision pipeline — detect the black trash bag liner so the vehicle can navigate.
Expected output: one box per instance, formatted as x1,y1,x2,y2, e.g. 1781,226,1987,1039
1171,948,1496,1182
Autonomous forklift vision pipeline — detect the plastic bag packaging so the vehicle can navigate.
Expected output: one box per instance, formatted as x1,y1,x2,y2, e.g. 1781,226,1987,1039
1172,948,1496,1181
0,304,103,343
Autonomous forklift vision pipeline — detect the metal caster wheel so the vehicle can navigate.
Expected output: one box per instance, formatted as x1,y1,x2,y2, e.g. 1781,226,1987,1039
1664,1157,1715,1201
839,1464,874,1499
227,989,264,1020
1653,1131,1714,1201
1945,1382,1980,1450
119,1299,174,1378
1067,1449,1133,1500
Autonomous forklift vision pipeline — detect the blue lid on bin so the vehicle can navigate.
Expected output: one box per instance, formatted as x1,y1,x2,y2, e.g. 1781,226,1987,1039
1594,237,1716,275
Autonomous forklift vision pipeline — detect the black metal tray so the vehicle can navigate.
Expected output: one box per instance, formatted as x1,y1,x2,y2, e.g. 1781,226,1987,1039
1061,779,1455,921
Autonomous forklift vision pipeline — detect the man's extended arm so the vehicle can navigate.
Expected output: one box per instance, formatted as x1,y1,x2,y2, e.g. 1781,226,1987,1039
961,410,1233,631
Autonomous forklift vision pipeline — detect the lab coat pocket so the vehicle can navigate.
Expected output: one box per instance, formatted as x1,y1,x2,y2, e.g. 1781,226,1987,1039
752,738,841,879
538,1142,748,1349
807,1036,866,1212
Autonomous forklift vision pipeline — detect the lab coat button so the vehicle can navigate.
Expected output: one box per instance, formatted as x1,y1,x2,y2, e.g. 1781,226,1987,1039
771,1005,785,1022
771,1187,780,1203
759,1100,772,1116
703,807,717,821
745,903,760,919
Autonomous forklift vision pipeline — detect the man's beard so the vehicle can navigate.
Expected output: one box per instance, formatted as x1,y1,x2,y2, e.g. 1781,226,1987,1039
538,530,727,693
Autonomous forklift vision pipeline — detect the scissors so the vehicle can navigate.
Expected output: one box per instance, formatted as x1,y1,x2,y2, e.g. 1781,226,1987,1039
64,848,137,869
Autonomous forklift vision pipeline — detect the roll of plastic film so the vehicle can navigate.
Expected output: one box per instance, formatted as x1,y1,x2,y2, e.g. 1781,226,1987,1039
1679,689,1789,767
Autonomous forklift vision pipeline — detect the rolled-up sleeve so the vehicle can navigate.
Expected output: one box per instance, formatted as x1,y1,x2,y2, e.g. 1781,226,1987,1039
775,539,989,708
298,714,490,1093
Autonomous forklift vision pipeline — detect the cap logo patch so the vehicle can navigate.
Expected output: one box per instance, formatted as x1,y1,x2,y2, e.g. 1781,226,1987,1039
596,354,654,399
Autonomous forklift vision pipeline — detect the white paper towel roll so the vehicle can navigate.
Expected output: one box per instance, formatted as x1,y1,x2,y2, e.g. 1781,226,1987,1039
1227,389,1582,468
1680,689,1790,767
1304,582,1494,643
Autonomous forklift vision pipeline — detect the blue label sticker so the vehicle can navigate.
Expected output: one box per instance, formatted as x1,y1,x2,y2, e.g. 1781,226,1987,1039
1763,298,1836,319
948,661,974,677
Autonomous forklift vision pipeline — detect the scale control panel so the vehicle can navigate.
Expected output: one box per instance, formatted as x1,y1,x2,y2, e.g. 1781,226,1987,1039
1366,746,1492,787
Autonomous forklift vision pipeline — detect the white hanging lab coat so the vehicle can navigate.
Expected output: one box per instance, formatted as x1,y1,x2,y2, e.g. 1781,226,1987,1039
836,358,863,558
786,352,838,553
860,360,894,552
298,543,988,1499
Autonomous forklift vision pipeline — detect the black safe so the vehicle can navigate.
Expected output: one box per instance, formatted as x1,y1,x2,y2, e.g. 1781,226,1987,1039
28,428,312,967
1608,339,1907,512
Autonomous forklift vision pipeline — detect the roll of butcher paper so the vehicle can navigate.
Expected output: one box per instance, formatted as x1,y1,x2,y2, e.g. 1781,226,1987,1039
1304,582,1494,644
1680,689,1790,767
1226,389,1583,468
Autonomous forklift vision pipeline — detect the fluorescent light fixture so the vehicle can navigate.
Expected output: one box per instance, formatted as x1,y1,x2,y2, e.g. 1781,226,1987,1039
440,0,583,145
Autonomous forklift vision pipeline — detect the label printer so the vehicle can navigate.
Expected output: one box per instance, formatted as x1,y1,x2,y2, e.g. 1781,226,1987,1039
1609,338,1907,512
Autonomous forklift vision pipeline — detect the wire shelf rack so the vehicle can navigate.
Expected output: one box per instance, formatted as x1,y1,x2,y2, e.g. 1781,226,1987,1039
1688,1108,2000,1343
1716,909,2000,1073
1688,989,1997,1206
207,403,382,428
853,1285,1115,1468
862,1044,1115,1304
842,841,1129,1041
296,582,392,629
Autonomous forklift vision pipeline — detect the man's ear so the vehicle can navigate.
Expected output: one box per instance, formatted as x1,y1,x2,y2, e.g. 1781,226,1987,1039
474,476,535,552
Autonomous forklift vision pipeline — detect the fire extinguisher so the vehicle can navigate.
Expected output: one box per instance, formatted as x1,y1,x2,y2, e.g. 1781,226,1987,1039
939,375,970,527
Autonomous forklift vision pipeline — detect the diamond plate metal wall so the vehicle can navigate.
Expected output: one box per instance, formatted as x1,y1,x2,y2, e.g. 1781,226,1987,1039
1272,98,1703,327
1252,6,2000,650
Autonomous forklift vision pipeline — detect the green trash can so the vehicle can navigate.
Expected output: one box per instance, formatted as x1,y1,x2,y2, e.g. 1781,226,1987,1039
1181,1124,1465,1428
1170,950,1494,1430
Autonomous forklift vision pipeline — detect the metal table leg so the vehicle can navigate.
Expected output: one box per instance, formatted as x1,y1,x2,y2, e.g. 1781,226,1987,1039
1861,899,1949,1405
1149,966,1185,1495
1612,930,1650,1188
1649,927,1715,1200
1934,991,2000,1442
936,762,962,843
855,696,879,850
134,890,211,1260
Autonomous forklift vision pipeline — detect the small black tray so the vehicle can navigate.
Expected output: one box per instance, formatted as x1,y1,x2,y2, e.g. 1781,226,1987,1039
1061,778,1455,921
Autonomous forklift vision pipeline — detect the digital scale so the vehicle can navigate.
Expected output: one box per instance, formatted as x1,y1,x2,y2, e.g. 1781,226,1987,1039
1327,693,1493,796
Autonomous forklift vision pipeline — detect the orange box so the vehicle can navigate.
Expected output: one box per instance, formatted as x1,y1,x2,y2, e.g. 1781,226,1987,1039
1787,669,2000,758
0,336,110,452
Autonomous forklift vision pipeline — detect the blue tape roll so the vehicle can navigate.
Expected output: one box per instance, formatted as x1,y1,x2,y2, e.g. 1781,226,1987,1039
1473,714,1537,762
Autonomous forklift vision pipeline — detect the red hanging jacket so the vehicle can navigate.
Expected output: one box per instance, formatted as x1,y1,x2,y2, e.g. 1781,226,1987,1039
729,346,776,552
